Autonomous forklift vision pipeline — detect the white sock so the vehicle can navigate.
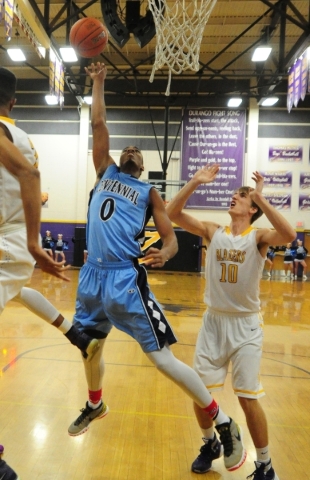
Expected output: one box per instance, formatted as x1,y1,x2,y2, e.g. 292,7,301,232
57,318,72,334
256,446,270,464
88,400,102,409
213,408,230,426
201,427,215,441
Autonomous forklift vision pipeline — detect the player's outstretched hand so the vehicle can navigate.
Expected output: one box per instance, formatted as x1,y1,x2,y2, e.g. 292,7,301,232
142,247,168,268
250,171,264,195
29,246,71,281
193,164,220,185
85,62,107,81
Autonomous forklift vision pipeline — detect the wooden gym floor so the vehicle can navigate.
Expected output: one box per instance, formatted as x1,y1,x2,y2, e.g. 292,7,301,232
0,268,309,480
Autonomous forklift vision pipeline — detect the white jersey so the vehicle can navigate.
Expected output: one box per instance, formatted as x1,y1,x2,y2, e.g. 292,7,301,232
204,226,265,313
0,116,38,230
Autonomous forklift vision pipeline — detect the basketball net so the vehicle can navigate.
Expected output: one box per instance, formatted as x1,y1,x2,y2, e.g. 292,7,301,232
148,0,217,95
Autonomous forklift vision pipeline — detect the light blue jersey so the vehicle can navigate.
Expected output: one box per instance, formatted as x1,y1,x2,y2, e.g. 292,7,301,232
74,164,177,352
87,164,153,262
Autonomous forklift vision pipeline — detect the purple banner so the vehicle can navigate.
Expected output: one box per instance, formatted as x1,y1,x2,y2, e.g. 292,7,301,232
299,194,310,210
260,171,292,188
264,193,291,210
287,66,294,112
268,145,303,162
300,172,310,189
4,0,13,39
301,52,308,101
293,58,302,107
181,109,245,209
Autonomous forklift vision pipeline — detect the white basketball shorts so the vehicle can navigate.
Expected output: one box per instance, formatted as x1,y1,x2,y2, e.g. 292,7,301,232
194,308,265,399
0,227,35,314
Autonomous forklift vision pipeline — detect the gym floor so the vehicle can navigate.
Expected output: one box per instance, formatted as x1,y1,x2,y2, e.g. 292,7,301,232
0,268,309,479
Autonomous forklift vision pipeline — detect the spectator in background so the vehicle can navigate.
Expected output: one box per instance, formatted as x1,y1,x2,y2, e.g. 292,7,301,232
54,233,69,263
42,230,55,259
265,246,276,277
0,445,20,480
294,239,308,281
283,242,295,279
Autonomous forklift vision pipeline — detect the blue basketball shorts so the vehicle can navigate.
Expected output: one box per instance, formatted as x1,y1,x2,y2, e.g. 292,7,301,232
73,257,177,353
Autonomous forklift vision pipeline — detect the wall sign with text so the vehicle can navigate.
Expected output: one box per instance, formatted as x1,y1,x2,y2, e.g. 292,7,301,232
300,172,310,189
299,194,310,210
268,145,302,162
181,108,245,209
260,171,292,188
264,193,291,210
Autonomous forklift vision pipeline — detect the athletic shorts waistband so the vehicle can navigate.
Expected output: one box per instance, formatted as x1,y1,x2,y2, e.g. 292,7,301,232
207,307,260,317
87,256,135,270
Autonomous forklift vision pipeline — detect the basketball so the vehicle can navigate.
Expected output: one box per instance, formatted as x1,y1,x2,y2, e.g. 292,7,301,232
69,18,108,58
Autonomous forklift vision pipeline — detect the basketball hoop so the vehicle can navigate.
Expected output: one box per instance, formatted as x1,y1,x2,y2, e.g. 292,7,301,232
148,0,217,95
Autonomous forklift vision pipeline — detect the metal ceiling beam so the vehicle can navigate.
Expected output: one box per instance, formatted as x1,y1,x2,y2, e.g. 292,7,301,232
278,1,288,71
43,0,50,28
254,1,285,94
49,3,69,31
9,0,310,106
198,6,273,74
286,0,309,25
195,6,273,95
48,0,98,33
283,29,310,68
256,0,310,98
260,0,309,30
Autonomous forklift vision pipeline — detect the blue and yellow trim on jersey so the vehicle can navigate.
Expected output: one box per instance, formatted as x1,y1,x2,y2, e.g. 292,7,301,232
224,225,257,237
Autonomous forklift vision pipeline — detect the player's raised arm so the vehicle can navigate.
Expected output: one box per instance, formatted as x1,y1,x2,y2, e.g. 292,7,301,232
166,165,220,241
85,62,115,178
249,171,296,247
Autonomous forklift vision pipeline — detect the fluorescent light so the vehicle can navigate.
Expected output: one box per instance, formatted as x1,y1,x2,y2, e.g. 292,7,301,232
251,46,272,62
260,97,279,106
45,95,58,105
7,48,26,61
228,98,242,107
38,46,46,58
83,96,92,105
59,47,78,62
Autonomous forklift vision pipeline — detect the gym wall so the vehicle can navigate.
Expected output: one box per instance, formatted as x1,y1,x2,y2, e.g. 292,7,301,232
13,85,310,265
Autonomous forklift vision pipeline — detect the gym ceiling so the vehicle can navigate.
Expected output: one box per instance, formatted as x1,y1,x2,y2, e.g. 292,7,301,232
1,0,310,108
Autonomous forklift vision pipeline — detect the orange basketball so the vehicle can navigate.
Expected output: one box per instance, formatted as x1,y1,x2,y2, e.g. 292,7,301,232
69,18,108,58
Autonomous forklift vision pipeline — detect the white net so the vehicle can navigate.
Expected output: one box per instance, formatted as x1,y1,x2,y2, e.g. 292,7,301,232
148,0,217,95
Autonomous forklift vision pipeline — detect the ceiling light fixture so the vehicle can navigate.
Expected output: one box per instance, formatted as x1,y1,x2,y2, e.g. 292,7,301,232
83,96,92,105
251,46,272,62
38,46,46,58
227,98,242,107
7,48,26,61
259,97,279,107
59,47,78,62
45,95,58,105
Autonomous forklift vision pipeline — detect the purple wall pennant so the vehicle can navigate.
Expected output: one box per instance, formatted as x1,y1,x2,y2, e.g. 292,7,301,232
264,193,291,210
268,145,303,162
260,171,292,188
300,172,310,189
287,66,294,112
293,58,302,107
299,194,310,210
